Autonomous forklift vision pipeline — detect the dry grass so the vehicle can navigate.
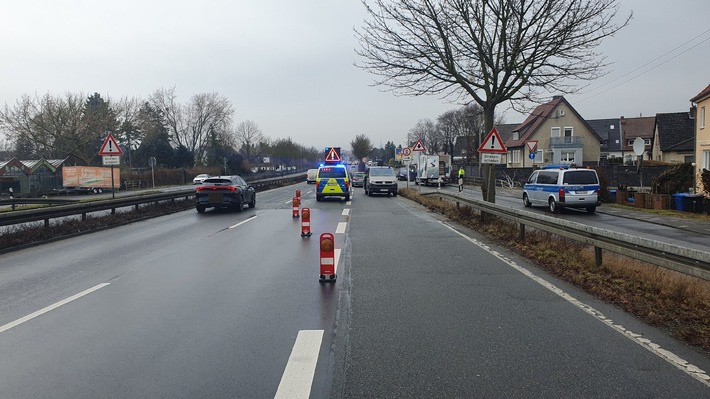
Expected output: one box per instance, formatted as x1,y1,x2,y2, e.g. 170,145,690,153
400,188,710,353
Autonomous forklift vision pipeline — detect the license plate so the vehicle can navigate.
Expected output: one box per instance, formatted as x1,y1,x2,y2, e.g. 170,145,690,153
327,182,339,186
379,189,389,192
208,193,223,203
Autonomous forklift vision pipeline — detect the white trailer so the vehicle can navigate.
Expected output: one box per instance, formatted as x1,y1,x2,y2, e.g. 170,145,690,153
415,154,451,186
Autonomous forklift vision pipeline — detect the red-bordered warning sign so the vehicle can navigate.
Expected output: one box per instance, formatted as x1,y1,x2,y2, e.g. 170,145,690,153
325,147,341,162
525,140,538,153
478,128,507,153
99,133,123,156
412,139,426,152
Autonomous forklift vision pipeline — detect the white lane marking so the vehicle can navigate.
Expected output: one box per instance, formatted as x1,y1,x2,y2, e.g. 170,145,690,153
442,222,710,388
285,199,293,204
274,329,324,399
335,222,347,234
342,209,350,216
0,283,110,334
346,200,352,205
228,216,258,229
334,248,341,273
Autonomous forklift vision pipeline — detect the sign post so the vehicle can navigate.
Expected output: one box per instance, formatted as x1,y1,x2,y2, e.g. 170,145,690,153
402,147,412,189
98,133,123,199
411,140,426,191
477,128,507,205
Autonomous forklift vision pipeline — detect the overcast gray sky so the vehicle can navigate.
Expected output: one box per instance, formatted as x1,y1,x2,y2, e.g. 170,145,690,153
1,0,709,151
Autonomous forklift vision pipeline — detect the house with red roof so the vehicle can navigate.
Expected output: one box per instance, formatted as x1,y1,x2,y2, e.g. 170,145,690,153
619,116,655,163
503,96,603,168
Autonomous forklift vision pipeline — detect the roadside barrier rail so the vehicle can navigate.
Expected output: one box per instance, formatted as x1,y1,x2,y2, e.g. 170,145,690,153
426,192,710,281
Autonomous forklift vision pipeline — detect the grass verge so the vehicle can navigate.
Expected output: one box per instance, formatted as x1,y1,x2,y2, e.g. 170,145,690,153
400,188,710,354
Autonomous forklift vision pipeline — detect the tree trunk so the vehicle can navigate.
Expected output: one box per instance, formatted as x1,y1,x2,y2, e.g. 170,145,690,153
482,105,496,203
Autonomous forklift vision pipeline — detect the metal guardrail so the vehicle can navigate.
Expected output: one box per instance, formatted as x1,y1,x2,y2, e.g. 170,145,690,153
424,192,710,281
0,174,306,229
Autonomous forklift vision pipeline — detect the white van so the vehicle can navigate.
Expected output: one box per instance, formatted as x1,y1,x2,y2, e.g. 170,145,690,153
523,165,601,213
306,169,318,184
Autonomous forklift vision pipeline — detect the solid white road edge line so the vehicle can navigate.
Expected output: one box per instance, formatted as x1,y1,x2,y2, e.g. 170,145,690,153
229,216,258,229
0,283,111,334
335,222,347,234
441,221,710,387
335,249,341,273
274,329,324,399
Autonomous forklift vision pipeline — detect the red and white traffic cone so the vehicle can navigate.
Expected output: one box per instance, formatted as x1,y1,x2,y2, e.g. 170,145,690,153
319,233,336,282
301,208,312,237
296,189,301,202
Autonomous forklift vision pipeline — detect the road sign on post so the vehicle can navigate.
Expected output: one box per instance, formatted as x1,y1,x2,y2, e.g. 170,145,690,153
99,133,123,156
412,139,426,152
478,128,507,154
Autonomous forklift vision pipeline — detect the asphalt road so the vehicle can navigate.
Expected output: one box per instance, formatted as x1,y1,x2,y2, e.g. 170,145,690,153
1,181,709,398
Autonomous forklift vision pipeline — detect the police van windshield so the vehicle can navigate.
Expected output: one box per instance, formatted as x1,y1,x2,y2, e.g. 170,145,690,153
563,170,598,185
369,168,394,176
319,167,346,178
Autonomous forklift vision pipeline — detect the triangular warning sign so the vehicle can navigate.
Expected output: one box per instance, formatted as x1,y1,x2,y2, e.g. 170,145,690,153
478,128,507,154
99,133,123,155
525,140,538,153
325,147,341,162
412,139,426,152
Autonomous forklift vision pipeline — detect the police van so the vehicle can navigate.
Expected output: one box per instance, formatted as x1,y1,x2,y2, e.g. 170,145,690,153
523,165,601,214
316,164,350,201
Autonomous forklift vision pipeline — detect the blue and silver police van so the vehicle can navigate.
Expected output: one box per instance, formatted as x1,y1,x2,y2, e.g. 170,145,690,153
523,165,601,214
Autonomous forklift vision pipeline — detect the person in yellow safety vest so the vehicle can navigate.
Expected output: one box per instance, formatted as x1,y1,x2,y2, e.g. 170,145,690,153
457,167,465,192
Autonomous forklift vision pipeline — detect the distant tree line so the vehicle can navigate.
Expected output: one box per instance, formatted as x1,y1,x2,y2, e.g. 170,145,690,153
0,87,321,175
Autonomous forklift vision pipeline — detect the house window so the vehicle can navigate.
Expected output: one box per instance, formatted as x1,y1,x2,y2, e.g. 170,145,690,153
510,150,521,164
512,132,519,140
644,138,651,145
535,149,544,163
564,127,573,143
702,106,706,129
703,150,710,170
561,151,575,163
551,127,561,137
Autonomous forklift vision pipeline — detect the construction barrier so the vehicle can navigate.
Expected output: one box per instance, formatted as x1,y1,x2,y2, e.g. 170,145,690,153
301,208,312,237
292,196,300,218
319,233,336,282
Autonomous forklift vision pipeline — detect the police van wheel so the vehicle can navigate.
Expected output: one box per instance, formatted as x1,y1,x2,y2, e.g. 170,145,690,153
523,194,532,207
316,195,322,202
549,199,558,213
586,206,596,214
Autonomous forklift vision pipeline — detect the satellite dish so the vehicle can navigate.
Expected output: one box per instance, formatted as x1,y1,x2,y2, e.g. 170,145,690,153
632,137,645,156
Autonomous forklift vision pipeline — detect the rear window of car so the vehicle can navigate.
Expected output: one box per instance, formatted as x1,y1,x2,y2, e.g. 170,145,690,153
562,170,599,185
369,168,394,176
354,172,365,178
203,178,232,185
319,167,347,179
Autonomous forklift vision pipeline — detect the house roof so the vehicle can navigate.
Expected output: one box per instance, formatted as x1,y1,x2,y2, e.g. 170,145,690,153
620,116,655,151
504,96,602,149
654,112,695,152
690,83,710,103
586,118,622,152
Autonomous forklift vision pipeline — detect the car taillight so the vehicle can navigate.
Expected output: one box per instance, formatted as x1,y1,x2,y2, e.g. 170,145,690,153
345,181,350,189
559,188,566,203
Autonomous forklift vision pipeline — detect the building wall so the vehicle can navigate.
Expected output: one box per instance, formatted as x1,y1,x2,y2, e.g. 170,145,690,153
696,99,710,195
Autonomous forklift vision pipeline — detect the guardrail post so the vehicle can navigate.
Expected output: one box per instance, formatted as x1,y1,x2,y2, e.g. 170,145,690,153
82,213,87,221
595,247,603,266
44,218,49,228
519,223,525,241
111,208,116,215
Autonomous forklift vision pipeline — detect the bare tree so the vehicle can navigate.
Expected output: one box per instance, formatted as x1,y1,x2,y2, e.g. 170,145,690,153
0,92,90,163
407,119,439,154
356,0,630,201
149,88,235,166
235,120,264,160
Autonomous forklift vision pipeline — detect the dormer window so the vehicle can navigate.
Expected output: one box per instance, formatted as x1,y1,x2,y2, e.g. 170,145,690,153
512,132,519,140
